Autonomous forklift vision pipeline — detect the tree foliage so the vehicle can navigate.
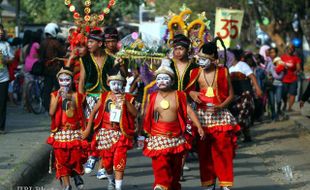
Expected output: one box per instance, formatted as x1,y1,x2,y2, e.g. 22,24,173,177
250,0,310,53
21,0,67,23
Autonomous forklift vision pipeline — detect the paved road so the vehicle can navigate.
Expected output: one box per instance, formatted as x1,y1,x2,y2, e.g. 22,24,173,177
36,143,287,190
0,103,50,188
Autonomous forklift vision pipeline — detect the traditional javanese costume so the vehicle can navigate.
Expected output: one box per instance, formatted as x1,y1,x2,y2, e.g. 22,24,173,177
196,66,240,187
80,52,115,118
143,91,191,190
170,59,200,93
47,91,88,179
91,92,136,172
229,62,255,136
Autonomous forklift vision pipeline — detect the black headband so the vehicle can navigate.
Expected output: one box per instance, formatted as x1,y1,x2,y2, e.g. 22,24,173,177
173,40,190,49
88,34,104,42
105,33,118,39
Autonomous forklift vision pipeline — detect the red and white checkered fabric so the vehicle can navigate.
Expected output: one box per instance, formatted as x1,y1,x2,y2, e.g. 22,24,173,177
197,108,237,127
54,129,81,142
97,128,122,150
145,136,187,150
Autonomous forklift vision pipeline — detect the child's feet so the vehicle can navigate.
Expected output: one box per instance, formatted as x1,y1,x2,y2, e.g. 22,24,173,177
154,185,165,190
220,186,231,190
84,156,97,174
96,168,107,180
205,184,215,190
183,164,190,171
107,180,115,190
73,175,84,189
63,185,72,190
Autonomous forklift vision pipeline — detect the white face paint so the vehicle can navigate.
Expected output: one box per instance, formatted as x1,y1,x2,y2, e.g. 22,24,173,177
109,80,124,93
197,58,212,69
156,73,172,90
58,73,72,88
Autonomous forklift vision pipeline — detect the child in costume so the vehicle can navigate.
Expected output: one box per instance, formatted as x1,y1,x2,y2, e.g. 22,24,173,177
143,59,205,190
47,68,87,190
82,70,137,190
189,39,240,190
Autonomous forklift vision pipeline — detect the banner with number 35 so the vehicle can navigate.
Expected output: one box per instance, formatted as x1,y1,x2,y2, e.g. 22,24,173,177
215,7,244,49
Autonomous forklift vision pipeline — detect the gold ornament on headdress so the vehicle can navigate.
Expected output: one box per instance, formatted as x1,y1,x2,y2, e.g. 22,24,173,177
107,71,125,82
166,4,192,44
166,4,211,50
57,67,73,78
64,0,117,32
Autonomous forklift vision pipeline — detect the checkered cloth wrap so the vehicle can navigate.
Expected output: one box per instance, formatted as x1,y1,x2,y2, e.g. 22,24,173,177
54,129,82,142
145,136,187,150
197,108,237,127
96,128,122,150
229,91,255,128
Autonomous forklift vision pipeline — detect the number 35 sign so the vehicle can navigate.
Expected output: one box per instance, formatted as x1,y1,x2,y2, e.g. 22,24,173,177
214,8,244,49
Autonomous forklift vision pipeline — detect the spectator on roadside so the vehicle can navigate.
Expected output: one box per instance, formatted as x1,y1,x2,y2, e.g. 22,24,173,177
244,52,265,122
23,30,42,111
20,30,32,65
0,23,14,134
40,23,66,112
7,37,22,104
229,49,263,142
300,81,310,108
266,47,286,120
279,44,301,112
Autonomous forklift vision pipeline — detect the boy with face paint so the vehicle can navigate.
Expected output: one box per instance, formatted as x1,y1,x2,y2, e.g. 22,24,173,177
189,40,240,190
47,68,87,190
143,59,205,190
82,71,137,190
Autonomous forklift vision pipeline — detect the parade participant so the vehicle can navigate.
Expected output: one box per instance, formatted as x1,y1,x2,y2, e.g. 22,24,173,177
143,59,204,190
82,70,137,190
280,44,301,112
104,26,128,76
62,0,119,178
229,49,263,142
47,67,87,190
79,29,122,176
170,34,201,179
189,39,240,190
66,30,88,91
170,34,200,93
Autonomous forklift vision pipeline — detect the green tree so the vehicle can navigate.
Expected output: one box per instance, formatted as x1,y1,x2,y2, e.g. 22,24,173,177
20,0,67,23
245,0,310,54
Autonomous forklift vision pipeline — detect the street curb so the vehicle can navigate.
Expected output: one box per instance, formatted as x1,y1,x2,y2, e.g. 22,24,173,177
0,144,52,190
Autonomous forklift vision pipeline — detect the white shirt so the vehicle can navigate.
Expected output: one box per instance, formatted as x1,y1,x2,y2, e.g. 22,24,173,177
229,61,253,77
0,41,14,83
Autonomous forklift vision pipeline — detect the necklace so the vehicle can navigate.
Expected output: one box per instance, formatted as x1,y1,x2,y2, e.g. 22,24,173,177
159,92,170,110
203,69,216,97
65,100,74,118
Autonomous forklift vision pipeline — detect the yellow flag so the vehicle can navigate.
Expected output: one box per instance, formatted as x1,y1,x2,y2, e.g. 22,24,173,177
214,7,244,49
